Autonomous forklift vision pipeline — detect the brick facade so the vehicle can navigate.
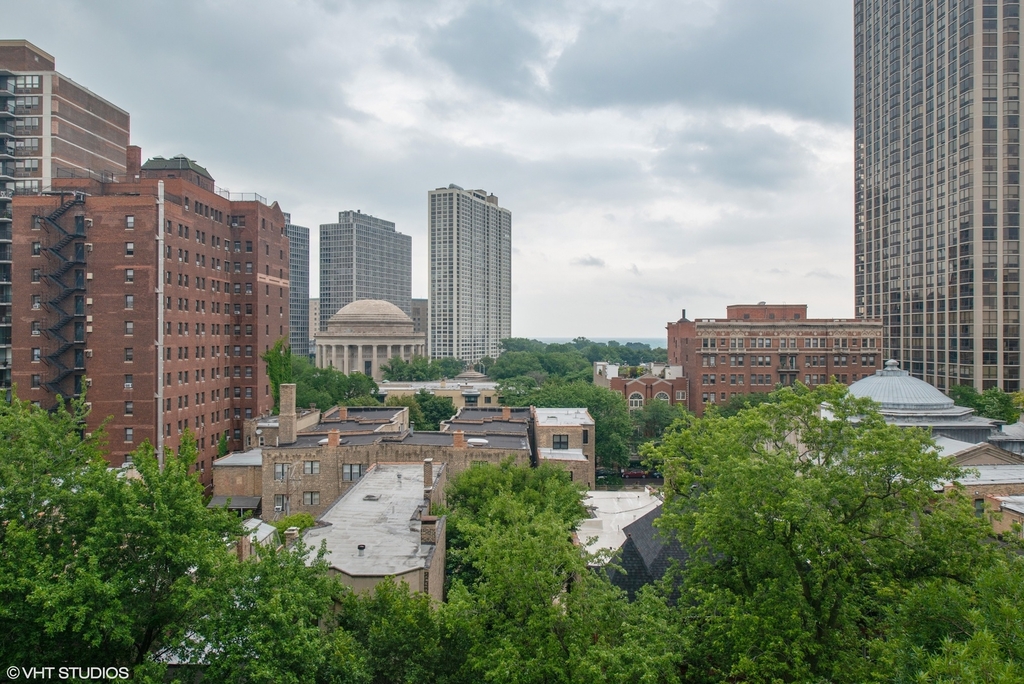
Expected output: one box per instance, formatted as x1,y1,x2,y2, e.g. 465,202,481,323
12,148,290,488
667,304,884,416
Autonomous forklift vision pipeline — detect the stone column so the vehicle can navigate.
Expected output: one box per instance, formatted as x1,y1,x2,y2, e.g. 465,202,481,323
358,345,365,377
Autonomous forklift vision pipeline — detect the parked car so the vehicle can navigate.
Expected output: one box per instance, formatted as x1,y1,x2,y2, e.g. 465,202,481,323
621,467,649,478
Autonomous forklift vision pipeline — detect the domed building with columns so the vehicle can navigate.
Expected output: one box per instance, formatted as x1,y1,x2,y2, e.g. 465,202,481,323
314,299,426,381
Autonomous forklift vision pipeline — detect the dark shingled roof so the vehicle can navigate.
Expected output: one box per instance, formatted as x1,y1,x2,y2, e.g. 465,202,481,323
607,506,689,600
142,154,214,180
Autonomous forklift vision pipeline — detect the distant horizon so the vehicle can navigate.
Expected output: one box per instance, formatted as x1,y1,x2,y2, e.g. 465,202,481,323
533,336,667,349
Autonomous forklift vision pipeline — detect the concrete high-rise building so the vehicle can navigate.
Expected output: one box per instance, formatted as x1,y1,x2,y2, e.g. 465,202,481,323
854,1,1022,392
0,40,129,391
318,210,411,325
411,298,428,335
309,297,320,348
428,184,511,363
12,146,289,489
284,213,309,358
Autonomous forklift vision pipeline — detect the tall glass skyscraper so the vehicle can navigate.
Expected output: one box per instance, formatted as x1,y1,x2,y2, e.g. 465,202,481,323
284,213,309,358
318,210,411,326
428,184,511,364
855,0,1023,391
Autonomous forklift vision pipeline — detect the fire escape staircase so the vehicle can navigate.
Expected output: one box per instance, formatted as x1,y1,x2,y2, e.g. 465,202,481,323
40,195,86,399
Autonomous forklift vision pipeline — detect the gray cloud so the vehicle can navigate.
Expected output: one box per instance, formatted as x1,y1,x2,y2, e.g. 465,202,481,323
2,0,857,337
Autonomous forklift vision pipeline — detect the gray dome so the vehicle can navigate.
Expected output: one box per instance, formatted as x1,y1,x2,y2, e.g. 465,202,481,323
328,299,411,325
848,359,955,411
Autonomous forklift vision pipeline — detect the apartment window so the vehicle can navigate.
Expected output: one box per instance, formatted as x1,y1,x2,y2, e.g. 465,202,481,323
125,321,134,335
304,460,320,475
274,463,288,481
30,321,40,336
31,269,40,282
628,392,643,408
245,240,253,252
676,390,686,401
124,374,133,388
124,401,134,416
125,215,134,229
31,295,40,309
125,294,134,310
343,464,363,481
30,374,40,388
31,348,40,362
552,434,569,450
125,242,135,257
274,494,286,511
303,491,320,506
124,428,134,443
125,269,134,283
31,241,40,256
124,347,133,362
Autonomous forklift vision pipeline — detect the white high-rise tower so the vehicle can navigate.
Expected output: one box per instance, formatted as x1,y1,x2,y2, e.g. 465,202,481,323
428,184,512,364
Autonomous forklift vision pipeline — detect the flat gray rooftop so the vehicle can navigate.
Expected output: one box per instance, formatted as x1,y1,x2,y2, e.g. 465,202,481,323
304,463,435,576
535,408,594,426
213,449,263,467
539,447,588,461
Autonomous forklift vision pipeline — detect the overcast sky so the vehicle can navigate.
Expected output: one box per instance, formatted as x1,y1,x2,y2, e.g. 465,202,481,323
7,0,854,339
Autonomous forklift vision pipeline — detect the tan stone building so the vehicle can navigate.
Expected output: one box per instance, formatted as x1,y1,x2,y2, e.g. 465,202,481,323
314,299,426,381
379,370,500,409
211,384,596,517
532,408,596,487
304,460,447,601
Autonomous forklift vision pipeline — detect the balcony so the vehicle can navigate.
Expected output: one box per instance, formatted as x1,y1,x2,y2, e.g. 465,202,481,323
0,123,13,138
0,102,13,118
0,145,12,159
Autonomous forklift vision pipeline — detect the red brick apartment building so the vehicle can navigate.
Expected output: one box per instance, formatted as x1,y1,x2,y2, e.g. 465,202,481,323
667,304,884,416
12,147,290,487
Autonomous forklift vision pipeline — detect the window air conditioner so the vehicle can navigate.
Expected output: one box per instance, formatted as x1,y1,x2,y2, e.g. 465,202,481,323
274,506,283,512
124,382,132,389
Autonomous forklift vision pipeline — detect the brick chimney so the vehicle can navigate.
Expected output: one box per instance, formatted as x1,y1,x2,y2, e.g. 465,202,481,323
420,516,437,545
423,457,433,486
126,145,142,180
279,383,297,444
338,406,348,421
452,430,466,448
328,429,341,447
236,533,252,561
502,406,511,420
284,526,299,547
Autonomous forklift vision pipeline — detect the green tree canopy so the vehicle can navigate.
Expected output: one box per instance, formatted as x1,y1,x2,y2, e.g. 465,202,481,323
505,381,632,468
290,357,379,410
950,384,1021,423
414,389,457,430
650,383,996,683
261,338,294,412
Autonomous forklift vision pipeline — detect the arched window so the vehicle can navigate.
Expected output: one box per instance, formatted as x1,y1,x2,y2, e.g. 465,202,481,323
654,392,670,401
628,392,644,409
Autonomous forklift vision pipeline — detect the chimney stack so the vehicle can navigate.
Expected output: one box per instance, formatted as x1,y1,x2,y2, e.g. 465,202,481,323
452,430,466,448
279,383,297,444
236,533,252,561
423,457,433,486
284,526,299,547
502,406,511,420
420,516,437,545
126,145,142,180
328,429,340,447
338,406,348,421
357,544,365,557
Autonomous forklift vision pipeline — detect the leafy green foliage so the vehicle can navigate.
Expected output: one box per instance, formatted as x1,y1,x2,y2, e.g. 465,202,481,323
631,397,689,449
217,431,229,457
290,356,379,410
384,393,429,430
413,389,457,430
950,384,1021,423
505,381,633,467
381,355,465,381
0,410,240,672
272,512,316,533
651,383,997,683
261,338,294,412
711,390,777,418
